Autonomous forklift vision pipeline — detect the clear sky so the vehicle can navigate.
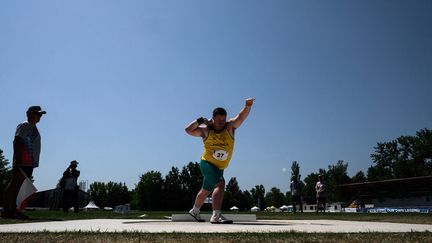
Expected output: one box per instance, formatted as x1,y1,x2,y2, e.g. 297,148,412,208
1,0,431,193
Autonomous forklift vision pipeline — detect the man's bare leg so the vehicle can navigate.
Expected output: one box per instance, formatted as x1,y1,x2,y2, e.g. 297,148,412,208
210,181,233,224
189,188,211,222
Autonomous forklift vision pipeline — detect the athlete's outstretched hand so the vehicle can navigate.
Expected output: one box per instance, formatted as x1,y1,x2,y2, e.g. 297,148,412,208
245,98,255,107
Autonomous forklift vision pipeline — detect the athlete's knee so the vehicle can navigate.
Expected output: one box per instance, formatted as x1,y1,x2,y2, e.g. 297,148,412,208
199,188,211,195
215,181,225,189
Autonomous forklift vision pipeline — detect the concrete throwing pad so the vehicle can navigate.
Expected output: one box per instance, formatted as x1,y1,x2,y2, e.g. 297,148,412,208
171,214,256,222
1,219,432,233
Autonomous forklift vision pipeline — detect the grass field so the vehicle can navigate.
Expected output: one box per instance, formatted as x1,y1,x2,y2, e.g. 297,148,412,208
1,232,432,243
1,210,432,242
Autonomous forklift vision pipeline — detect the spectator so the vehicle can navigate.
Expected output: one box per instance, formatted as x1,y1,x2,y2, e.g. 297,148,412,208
290,175,303,213
315,174,326,214
61,160,80,213
1,106,46,219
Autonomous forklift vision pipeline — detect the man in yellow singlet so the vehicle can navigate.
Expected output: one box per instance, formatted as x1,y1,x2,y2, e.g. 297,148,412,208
185,98,254,224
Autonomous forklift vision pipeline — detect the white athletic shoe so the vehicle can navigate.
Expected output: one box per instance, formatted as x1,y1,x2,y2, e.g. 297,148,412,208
210,214,233,224
189,208,205,222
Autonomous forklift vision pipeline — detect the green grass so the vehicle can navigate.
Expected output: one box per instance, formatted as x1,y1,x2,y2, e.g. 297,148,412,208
1,232,432,243
255,211,432,224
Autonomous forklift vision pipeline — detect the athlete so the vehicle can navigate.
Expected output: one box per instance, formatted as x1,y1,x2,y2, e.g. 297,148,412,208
185,98,254,224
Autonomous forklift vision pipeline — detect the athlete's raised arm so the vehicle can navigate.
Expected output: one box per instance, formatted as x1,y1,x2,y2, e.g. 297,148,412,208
229,98,255,129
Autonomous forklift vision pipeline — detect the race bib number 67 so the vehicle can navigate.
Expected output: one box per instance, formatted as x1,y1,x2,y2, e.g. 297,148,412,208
213,150,229,161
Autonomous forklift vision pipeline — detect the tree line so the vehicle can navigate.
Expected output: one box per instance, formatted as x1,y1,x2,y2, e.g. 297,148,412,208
1,128,430,210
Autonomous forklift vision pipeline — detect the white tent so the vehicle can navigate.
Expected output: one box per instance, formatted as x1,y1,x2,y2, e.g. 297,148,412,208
250,206,260,212
279,205,292,212
230,206,239,211
84,201,100,211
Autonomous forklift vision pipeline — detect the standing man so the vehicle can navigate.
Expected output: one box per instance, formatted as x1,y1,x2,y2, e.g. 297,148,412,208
290,175,303,213
185,98,254,224
1,106,46,219
61,160,80,213
315,174,326,214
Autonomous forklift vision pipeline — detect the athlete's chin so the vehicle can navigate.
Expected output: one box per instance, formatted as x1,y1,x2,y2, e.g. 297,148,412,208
214,124,225,130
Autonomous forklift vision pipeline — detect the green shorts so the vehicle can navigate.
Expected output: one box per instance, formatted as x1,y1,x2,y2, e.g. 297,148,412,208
200,160,224,191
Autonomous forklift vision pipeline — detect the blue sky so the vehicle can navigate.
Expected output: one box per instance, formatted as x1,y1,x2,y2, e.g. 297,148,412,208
1,0,431,193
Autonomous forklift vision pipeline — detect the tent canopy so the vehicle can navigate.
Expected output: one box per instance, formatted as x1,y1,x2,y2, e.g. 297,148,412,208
84,201,99,209
250,206,260,212
230,206,239,210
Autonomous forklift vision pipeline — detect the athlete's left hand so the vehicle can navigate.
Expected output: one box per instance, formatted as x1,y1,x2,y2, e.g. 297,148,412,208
245,98,255,107
203,118,212,126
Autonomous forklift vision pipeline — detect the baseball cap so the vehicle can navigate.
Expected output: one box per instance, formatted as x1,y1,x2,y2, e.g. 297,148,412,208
70,160,79,166
27,106,47,116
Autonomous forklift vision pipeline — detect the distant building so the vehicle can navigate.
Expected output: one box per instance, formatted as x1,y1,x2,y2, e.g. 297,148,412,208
339,176,432,209
79,180,88,192
300,202,344,213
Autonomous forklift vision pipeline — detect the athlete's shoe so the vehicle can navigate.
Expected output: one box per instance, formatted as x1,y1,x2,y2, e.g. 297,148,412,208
1,209,30,220
1,210,17,219
189,208,205,222
210,214,233,224
13,210,30,220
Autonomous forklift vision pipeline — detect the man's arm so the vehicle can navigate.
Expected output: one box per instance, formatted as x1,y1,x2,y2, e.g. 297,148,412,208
185,117,209,138
63,168,70,177
13,136,25,164
229,98,255,129
13,123,30,165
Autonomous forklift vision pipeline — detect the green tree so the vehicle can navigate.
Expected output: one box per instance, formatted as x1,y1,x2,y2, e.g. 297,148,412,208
105,182,129,207
351,171,366,183
132,162,202,211
326,160,352,202
0,149,12,205
291,160,300,180
223,177,243,210
250,184,266,209
394,129,432,177
416,128,432,174
179,162,203,207
89,182,108,207
135,171,164,210
368,140,398,181
289,160,304,205
368,128,432,181
89,181,129,208
264,187,284,207
164,166,184,210
130,189,138,210
241,190,254,211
